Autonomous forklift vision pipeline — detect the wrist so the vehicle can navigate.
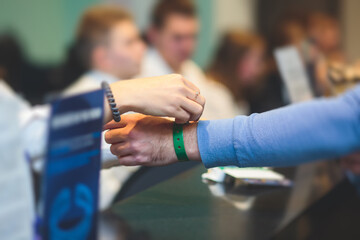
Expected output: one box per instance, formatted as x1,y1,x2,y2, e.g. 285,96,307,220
183,122,201,162
109,80,138,114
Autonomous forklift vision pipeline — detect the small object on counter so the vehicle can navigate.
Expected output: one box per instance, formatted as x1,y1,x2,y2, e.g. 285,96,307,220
202,167,292,187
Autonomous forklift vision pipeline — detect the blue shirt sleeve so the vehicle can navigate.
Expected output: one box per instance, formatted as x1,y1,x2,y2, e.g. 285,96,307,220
197,85,360,168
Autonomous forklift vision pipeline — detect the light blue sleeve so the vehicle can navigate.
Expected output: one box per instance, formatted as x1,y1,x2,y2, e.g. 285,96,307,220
197,85,360,168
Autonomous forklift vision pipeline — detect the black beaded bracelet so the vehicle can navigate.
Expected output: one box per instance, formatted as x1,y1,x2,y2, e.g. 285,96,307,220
102,81,121,122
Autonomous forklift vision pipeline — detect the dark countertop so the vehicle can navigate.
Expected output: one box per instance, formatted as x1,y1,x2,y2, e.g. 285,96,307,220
99,160,359,240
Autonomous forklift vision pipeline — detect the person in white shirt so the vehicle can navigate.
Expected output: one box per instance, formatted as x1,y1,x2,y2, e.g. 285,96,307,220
62,5,149,209
140,0,243,119
64,5,145,95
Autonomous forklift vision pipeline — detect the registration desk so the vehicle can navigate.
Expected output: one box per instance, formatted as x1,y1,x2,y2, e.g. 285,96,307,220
98,161,360,240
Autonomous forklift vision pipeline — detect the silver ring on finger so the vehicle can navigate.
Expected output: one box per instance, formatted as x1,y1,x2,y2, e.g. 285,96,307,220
195,91,200,100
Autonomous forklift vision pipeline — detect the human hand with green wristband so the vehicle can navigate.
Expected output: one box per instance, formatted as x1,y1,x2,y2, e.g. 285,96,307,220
103,114,201,166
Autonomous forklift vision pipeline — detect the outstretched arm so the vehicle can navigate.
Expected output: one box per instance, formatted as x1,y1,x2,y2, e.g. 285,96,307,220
198,85,360,168
105,85,360,168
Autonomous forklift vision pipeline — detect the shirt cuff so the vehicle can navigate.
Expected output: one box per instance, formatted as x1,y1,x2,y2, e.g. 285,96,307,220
197,119,238,168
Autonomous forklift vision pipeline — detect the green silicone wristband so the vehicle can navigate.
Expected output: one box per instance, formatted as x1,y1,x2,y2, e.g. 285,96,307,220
173,123,189,162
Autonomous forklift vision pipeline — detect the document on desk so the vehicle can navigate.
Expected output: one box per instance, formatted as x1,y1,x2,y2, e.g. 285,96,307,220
0,94,35,239
40,90,104,240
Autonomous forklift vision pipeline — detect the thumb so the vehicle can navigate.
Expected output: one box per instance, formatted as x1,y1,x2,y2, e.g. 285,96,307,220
103,119,127,131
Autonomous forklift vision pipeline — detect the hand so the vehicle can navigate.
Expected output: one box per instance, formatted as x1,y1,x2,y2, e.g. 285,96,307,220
103,114,201,166
108,74,205,123
340,152,360,175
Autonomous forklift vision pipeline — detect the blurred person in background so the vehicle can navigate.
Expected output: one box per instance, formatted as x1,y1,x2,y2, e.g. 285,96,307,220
206,30,266,114
140,0,240,118
0,34,50,104
64,5,145,95
244,12,309,112
62,5,146,210
307,12,360,94
305,12,344,95
264,10,332,105
307,12,345,65
0,34,24,93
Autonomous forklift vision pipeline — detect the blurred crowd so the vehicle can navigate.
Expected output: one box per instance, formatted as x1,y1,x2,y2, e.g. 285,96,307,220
1,0,359,115
1,0,360,212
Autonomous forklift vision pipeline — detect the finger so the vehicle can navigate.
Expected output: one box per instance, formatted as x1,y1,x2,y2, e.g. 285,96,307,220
182,88,205,120
182,77,200,92
105,128,127,144
194,94,206,108
103,119,127,131
173,107,191,124
180,97,203,121
183,86,206,107
110,142,132,157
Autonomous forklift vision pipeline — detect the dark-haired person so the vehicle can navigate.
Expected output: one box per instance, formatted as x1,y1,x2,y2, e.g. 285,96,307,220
140,0,240,119
0,34,50,105
207,30,266,114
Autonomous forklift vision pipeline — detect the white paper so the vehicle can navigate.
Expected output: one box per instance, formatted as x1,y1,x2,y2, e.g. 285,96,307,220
275,46,314,103
221,167,285,181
